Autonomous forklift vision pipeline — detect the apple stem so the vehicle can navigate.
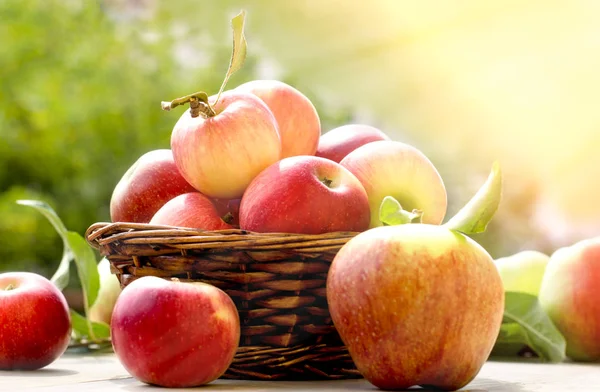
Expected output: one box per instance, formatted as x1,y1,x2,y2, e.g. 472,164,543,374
161,91,217,118
222,212,234,224
321,178,333,188
4,284,15,291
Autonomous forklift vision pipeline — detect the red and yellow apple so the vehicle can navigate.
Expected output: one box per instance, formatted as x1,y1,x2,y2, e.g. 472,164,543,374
111,276,240,387
88,257,122,326
0,272,71,370
316,124,390,163
170,91,281,199
236,79,320,158
327,224,504,390
239,156,370,234
110,149,196,223
340,140,447,228
149,192,234,230
539,237,600,361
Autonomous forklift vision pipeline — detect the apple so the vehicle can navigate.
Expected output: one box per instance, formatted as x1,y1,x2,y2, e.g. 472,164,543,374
316,124,391,163
340,140,447,228
327,224,504,390
0,272,71,370
236,80,320,158
539,237,600,361
149,192,234,230
110,276,240,387
239,155,370,234
88,257,122,325
170,90,281,199
494,250,550,296
110,149,197,223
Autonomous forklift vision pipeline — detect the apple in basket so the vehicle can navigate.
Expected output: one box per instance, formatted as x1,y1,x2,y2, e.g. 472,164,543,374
316,124,391,163
236,79,321,158
111,276,240,388
327,163,504,390
0,272,71,370
170,90,282,200
110,149,196,223
149,192,234,230
239,155,371,234
340,140,448,228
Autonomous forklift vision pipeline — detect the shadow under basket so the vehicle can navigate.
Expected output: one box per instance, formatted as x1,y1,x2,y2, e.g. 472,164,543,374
85,222,361,381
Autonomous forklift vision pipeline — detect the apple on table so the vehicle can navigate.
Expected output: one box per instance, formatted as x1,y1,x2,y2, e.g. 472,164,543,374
0,272,71,370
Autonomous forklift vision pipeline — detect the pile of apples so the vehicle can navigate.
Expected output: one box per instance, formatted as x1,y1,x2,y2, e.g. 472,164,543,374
109,79,448,235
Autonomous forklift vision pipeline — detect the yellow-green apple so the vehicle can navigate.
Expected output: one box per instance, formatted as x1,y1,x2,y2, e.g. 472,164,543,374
327,162,504,390
110,149,196,223
539,238,600,361
236,80,320,158
316,124,391,163
110,276,240,387
88,258,122,326
239,156,370,234
494,250,550,296
149,192,234,230
340,140,447,228
170,91,281,199
0,272,71,370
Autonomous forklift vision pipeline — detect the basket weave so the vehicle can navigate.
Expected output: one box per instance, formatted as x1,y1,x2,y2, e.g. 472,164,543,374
85,222,361,380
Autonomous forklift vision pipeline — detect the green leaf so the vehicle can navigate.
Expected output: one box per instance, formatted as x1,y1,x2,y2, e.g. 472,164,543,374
17,200,72,289
493,291,566,363
214,10,248,104
443,161,502,235
379,196,423,226
70,309,110,341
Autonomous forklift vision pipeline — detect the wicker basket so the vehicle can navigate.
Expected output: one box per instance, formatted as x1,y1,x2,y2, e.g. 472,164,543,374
85,222,361,381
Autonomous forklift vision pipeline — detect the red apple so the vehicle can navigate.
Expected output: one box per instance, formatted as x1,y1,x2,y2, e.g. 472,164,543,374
236,80,320,158
149,192,234,230
327,224,504,390
340,140,447,228
0,272,71,370
110,276,240,388
171,91,281,199
539,237,600,361
239,156,370,234
316,124,391,163
110,149,196,223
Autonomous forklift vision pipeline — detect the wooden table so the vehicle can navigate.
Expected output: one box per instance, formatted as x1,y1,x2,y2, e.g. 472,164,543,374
2,353,598,391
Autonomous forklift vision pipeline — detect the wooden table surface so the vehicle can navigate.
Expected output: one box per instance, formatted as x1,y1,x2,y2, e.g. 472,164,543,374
1,353,598,392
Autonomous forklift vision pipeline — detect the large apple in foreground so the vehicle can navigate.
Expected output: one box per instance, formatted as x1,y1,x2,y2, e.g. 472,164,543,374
149,192,234,230
327,224,504,390
0,272,71,370
111,276,240,387
171,91,281,199
239,156,370,234
110,149,196,223
494,250,549,296
316,124,390,163
539,237,600,361
340,140,447,228
236,80,321,158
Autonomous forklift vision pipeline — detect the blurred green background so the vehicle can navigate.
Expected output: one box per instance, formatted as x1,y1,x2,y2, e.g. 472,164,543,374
2,0,600,295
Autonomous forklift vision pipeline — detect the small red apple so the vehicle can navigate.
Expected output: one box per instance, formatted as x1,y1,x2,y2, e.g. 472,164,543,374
111,276,240,388
149,192,234,230
110,149,196,223
0,272,71,370
171,91,281,199
239,155,370,234
316,124,391,163
236,80,321,158
539,237,600,361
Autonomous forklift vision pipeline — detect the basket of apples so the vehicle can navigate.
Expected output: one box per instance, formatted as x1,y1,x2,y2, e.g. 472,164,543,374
85,11,461,387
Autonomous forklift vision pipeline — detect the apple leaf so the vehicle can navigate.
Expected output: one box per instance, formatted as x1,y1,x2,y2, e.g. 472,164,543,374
379,196,423,226
70,309,110,341
214,10,247,105
443,161,502,235
493,291,566,363
16,200,72,290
